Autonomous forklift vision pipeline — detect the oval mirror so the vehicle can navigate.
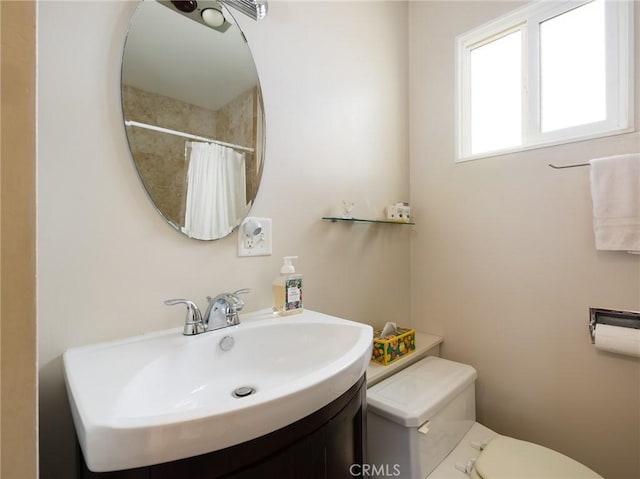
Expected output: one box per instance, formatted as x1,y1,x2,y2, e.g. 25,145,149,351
121,1,265,241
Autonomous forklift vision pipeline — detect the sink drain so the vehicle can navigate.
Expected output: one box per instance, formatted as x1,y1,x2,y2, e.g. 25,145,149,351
232,386,256,398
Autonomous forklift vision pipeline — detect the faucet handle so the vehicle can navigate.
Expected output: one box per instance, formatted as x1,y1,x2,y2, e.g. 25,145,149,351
164,299,204,336
231,288,251,309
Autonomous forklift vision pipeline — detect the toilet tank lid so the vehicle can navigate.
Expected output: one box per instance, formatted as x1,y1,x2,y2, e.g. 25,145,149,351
367,357,477,427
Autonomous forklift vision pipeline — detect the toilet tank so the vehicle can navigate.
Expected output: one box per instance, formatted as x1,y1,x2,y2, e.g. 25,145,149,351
367,357,477,479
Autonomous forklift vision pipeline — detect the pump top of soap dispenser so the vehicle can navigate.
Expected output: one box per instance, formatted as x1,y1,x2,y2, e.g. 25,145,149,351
280,256,298,274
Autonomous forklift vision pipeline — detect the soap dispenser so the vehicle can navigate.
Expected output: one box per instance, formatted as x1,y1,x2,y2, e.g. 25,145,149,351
272,256,303,316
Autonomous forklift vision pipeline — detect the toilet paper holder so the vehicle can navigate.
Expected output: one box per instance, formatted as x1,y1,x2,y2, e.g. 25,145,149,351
589,307,640,343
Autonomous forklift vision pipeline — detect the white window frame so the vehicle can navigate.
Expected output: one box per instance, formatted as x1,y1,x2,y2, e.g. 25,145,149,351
455,0,634,162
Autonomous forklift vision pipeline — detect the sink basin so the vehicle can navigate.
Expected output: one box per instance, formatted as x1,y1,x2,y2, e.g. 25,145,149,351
63,309,373,472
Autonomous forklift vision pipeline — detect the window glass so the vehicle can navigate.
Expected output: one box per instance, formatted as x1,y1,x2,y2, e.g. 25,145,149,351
540,0,606,132
470,30,522,155
456,0,632,161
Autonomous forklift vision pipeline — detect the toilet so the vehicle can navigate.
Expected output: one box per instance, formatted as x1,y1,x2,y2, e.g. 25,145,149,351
367,357,603,479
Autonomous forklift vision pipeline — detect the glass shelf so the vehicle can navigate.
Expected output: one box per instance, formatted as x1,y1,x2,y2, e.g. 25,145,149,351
322,217,415,225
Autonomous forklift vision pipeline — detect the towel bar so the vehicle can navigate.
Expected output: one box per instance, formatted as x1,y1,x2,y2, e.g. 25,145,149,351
548,162,590,169
589,308,640,343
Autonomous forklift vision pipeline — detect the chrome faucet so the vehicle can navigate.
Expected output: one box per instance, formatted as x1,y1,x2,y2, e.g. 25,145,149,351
203,288,250,331
164,289,250,336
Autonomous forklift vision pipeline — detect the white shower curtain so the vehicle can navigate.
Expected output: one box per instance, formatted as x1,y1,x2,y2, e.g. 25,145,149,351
182,141,247,239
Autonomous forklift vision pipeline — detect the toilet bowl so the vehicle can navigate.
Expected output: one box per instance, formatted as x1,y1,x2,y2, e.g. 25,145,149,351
367,357,602,479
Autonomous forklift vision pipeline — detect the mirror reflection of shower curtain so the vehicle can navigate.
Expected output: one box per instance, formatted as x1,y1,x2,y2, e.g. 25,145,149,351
182,141,247,239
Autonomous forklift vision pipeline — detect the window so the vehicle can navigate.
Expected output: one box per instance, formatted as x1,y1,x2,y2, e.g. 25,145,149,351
456,0,634,161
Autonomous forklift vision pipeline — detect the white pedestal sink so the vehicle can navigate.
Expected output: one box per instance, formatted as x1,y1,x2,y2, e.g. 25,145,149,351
63,309,373,472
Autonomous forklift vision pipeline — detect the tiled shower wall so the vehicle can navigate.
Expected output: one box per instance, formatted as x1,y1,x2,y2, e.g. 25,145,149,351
121,84,260,227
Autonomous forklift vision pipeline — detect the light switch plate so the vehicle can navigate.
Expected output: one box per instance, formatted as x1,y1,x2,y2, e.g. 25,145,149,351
237,217,272,257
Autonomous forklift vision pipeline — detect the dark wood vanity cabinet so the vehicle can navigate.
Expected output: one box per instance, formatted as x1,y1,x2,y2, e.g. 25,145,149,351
78,375,366,479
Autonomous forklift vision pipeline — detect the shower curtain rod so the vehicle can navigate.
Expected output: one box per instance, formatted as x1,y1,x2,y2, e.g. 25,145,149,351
124,120,255,153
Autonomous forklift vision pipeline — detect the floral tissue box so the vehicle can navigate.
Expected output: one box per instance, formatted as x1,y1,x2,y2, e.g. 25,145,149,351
371,327,416,366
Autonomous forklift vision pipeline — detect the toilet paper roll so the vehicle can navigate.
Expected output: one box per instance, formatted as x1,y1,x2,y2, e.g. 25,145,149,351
594,324,640,358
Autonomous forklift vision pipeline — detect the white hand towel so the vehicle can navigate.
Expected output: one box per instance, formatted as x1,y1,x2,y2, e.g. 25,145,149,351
589,153,640,253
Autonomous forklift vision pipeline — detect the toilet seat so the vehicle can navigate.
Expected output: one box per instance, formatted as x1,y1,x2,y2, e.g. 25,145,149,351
469,435,603,479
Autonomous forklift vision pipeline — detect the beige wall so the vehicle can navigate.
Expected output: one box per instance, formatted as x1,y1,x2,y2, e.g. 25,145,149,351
409,2,640,479
1,1,37,478
38,1,639,478
37,1,410,477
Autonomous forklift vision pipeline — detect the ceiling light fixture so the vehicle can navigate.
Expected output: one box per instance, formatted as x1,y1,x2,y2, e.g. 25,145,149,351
219,0,268,21
201,8,225,28
161,0,267,33
161,1,231,33
171,1,198,13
